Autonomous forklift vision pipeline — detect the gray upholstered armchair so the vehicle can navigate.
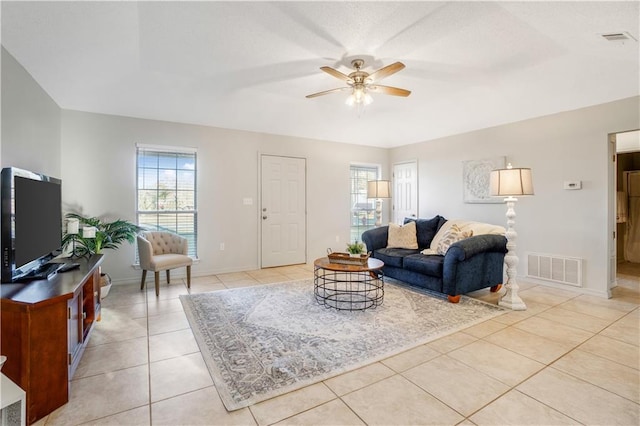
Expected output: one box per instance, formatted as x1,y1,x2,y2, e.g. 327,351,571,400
137,231,193,296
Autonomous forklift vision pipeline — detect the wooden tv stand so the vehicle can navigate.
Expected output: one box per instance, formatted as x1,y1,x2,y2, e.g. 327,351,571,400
0,255,104,425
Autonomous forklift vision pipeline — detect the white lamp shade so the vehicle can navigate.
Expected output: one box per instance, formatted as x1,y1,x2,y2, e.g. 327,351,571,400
490,167,534,196
67,218,79,235
367,180,391,199
82,226,96,239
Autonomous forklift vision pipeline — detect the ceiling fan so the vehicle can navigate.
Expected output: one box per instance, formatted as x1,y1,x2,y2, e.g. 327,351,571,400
306,59,411,106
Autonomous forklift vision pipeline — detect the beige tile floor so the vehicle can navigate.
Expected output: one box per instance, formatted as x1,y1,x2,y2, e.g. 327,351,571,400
34,266,639,426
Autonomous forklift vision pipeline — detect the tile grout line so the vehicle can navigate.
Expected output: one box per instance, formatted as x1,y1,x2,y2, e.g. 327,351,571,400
82,273,637,426
145,284,153,426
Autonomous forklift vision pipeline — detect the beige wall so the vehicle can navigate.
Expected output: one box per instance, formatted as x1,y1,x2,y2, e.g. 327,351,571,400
390,96,640,297
1,48,61,177
60,110,389,282
4,44,640,297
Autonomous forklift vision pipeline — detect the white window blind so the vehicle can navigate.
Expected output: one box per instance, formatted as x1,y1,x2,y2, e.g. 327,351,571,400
136,145,197,258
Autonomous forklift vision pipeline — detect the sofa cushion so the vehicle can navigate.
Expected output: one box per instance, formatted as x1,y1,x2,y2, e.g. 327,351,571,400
436,225,473,255
387,221,418,249
374,247,420,268
404,216,446,249
403,254,445,278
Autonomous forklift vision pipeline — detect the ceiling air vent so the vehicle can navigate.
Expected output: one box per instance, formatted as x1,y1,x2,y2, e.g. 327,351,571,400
601,31,637,42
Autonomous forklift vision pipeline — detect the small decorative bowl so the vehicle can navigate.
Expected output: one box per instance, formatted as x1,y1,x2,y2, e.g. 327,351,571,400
0,355,6,370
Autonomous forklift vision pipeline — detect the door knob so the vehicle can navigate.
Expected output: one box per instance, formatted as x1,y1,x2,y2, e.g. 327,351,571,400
263,215,268,220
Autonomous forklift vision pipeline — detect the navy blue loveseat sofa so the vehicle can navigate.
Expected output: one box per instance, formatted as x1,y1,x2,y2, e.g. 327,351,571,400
361,216,507,303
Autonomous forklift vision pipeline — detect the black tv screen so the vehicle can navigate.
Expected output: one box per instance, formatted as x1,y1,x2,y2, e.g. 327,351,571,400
1,167,62,282
14,176,62,267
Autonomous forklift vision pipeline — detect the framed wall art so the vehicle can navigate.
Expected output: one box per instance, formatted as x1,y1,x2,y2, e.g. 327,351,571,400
462,156,506,203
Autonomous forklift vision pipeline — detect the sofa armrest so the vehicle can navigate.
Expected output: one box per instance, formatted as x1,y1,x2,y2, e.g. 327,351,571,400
445,234,507,262
442,234,507,297
361,226,389,252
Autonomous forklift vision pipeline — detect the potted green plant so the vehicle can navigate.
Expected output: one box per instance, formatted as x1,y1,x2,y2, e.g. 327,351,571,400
346,240,365,257
63,213,140,256
62,213,141,297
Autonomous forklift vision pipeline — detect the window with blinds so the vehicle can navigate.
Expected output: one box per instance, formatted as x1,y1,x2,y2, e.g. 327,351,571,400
136,145,198,258
350,164,379,242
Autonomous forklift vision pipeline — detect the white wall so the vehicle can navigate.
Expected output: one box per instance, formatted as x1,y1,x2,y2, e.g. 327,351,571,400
5,44,639,296
60,110,388,283
1,47,61,177
390,96,640,297
617,130,640,153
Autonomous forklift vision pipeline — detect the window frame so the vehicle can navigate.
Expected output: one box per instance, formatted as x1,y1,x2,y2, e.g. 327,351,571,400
349,163,381,243
135,143,198,259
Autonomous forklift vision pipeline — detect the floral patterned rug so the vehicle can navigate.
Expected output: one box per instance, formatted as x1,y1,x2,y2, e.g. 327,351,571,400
180,279,506,410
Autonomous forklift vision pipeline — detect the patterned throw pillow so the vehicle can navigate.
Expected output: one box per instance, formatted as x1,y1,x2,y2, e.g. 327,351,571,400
387,221,419,249
436,224,473,255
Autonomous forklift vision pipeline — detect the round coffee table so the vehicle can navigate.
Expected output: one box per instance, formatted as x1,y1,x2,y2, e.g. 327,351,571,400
313,257,385,311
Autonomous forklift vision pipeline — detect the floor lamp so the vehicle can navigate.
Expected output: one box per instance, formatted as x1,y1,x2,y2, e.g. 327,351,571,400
490,163,534,311
367,180,391,227
67,218,80,257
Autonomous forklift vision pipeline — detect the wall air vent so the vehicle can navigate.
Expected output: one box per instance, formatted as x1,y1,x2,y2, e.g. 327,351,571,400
601,32,637,42
527,252,582,287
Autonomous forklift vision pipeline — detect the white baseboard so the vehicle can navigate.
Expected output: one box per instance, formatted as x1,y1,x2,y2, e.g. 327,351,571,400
519,275,611,298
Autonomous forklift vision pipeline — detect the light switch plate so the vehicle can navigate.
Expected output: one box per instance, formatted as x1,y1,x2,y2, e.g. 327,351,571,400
563,181,582,190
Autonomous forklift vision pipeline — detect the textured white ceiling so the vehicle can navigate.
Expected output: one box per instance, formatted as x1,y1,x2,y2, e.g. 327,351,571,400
2,1,639,148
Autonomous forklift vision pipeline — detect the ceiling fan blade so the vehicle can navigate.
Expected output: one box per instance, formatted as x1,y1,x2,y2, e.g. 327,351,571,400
306,87,350,98
320,66,352,82
368,85,411,97
367,62,406,83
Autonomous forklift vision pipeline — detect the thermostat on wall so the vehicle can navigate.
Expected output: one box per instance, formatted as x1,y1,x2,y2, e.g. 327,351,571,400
563,181,582,190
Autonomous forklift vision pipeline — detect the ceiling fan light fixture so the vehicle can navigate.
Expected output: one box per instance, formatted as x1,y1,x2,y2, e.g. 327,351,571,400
345,86,373,107
345,95,355,106
308,59,409,107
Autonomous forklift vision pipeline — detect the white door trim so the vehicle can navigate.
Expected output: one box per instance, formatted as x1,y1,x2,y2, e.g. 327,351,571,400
608,133,616,295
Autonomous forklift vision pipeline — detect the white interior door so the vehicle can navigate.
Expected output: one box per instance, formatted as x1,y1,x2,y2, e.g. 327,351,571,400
393,161,418,224
261,155,306,268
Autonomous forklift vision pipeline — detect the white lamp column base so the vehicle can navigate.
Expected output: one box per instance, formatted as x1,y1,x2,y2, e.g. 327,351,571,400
499,197,527,311
374,199,382,227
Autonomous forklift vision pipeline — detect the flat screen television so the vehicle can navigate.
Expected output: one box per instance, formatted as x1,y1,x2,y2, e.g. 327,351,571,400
1,167,63,283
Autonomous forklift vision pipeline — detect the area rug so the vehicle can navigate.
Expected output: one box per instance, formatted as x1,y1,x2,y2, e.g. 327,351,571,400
180,279,506,410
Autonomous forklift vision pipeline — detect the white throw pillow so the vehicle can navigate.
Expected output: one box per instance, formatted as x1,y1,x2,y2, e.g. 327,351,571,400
428,220,456,252
429,219,505,252
460,221,505,236
387,221,418,249
436,224,473,255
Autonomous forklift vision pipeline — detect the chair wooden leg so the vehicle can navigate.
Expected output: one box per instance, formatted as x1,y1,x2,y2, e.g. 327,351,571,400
186,265,191,289
140,270,147,291
490,284,503,293
447,295,461,303
154,272,160,297
166,269,171,284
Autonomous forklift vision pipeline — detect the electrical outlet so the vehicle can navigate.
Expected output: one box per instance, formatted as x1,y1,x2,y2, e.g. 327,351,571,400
335,235,340,243
220,242,225,251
